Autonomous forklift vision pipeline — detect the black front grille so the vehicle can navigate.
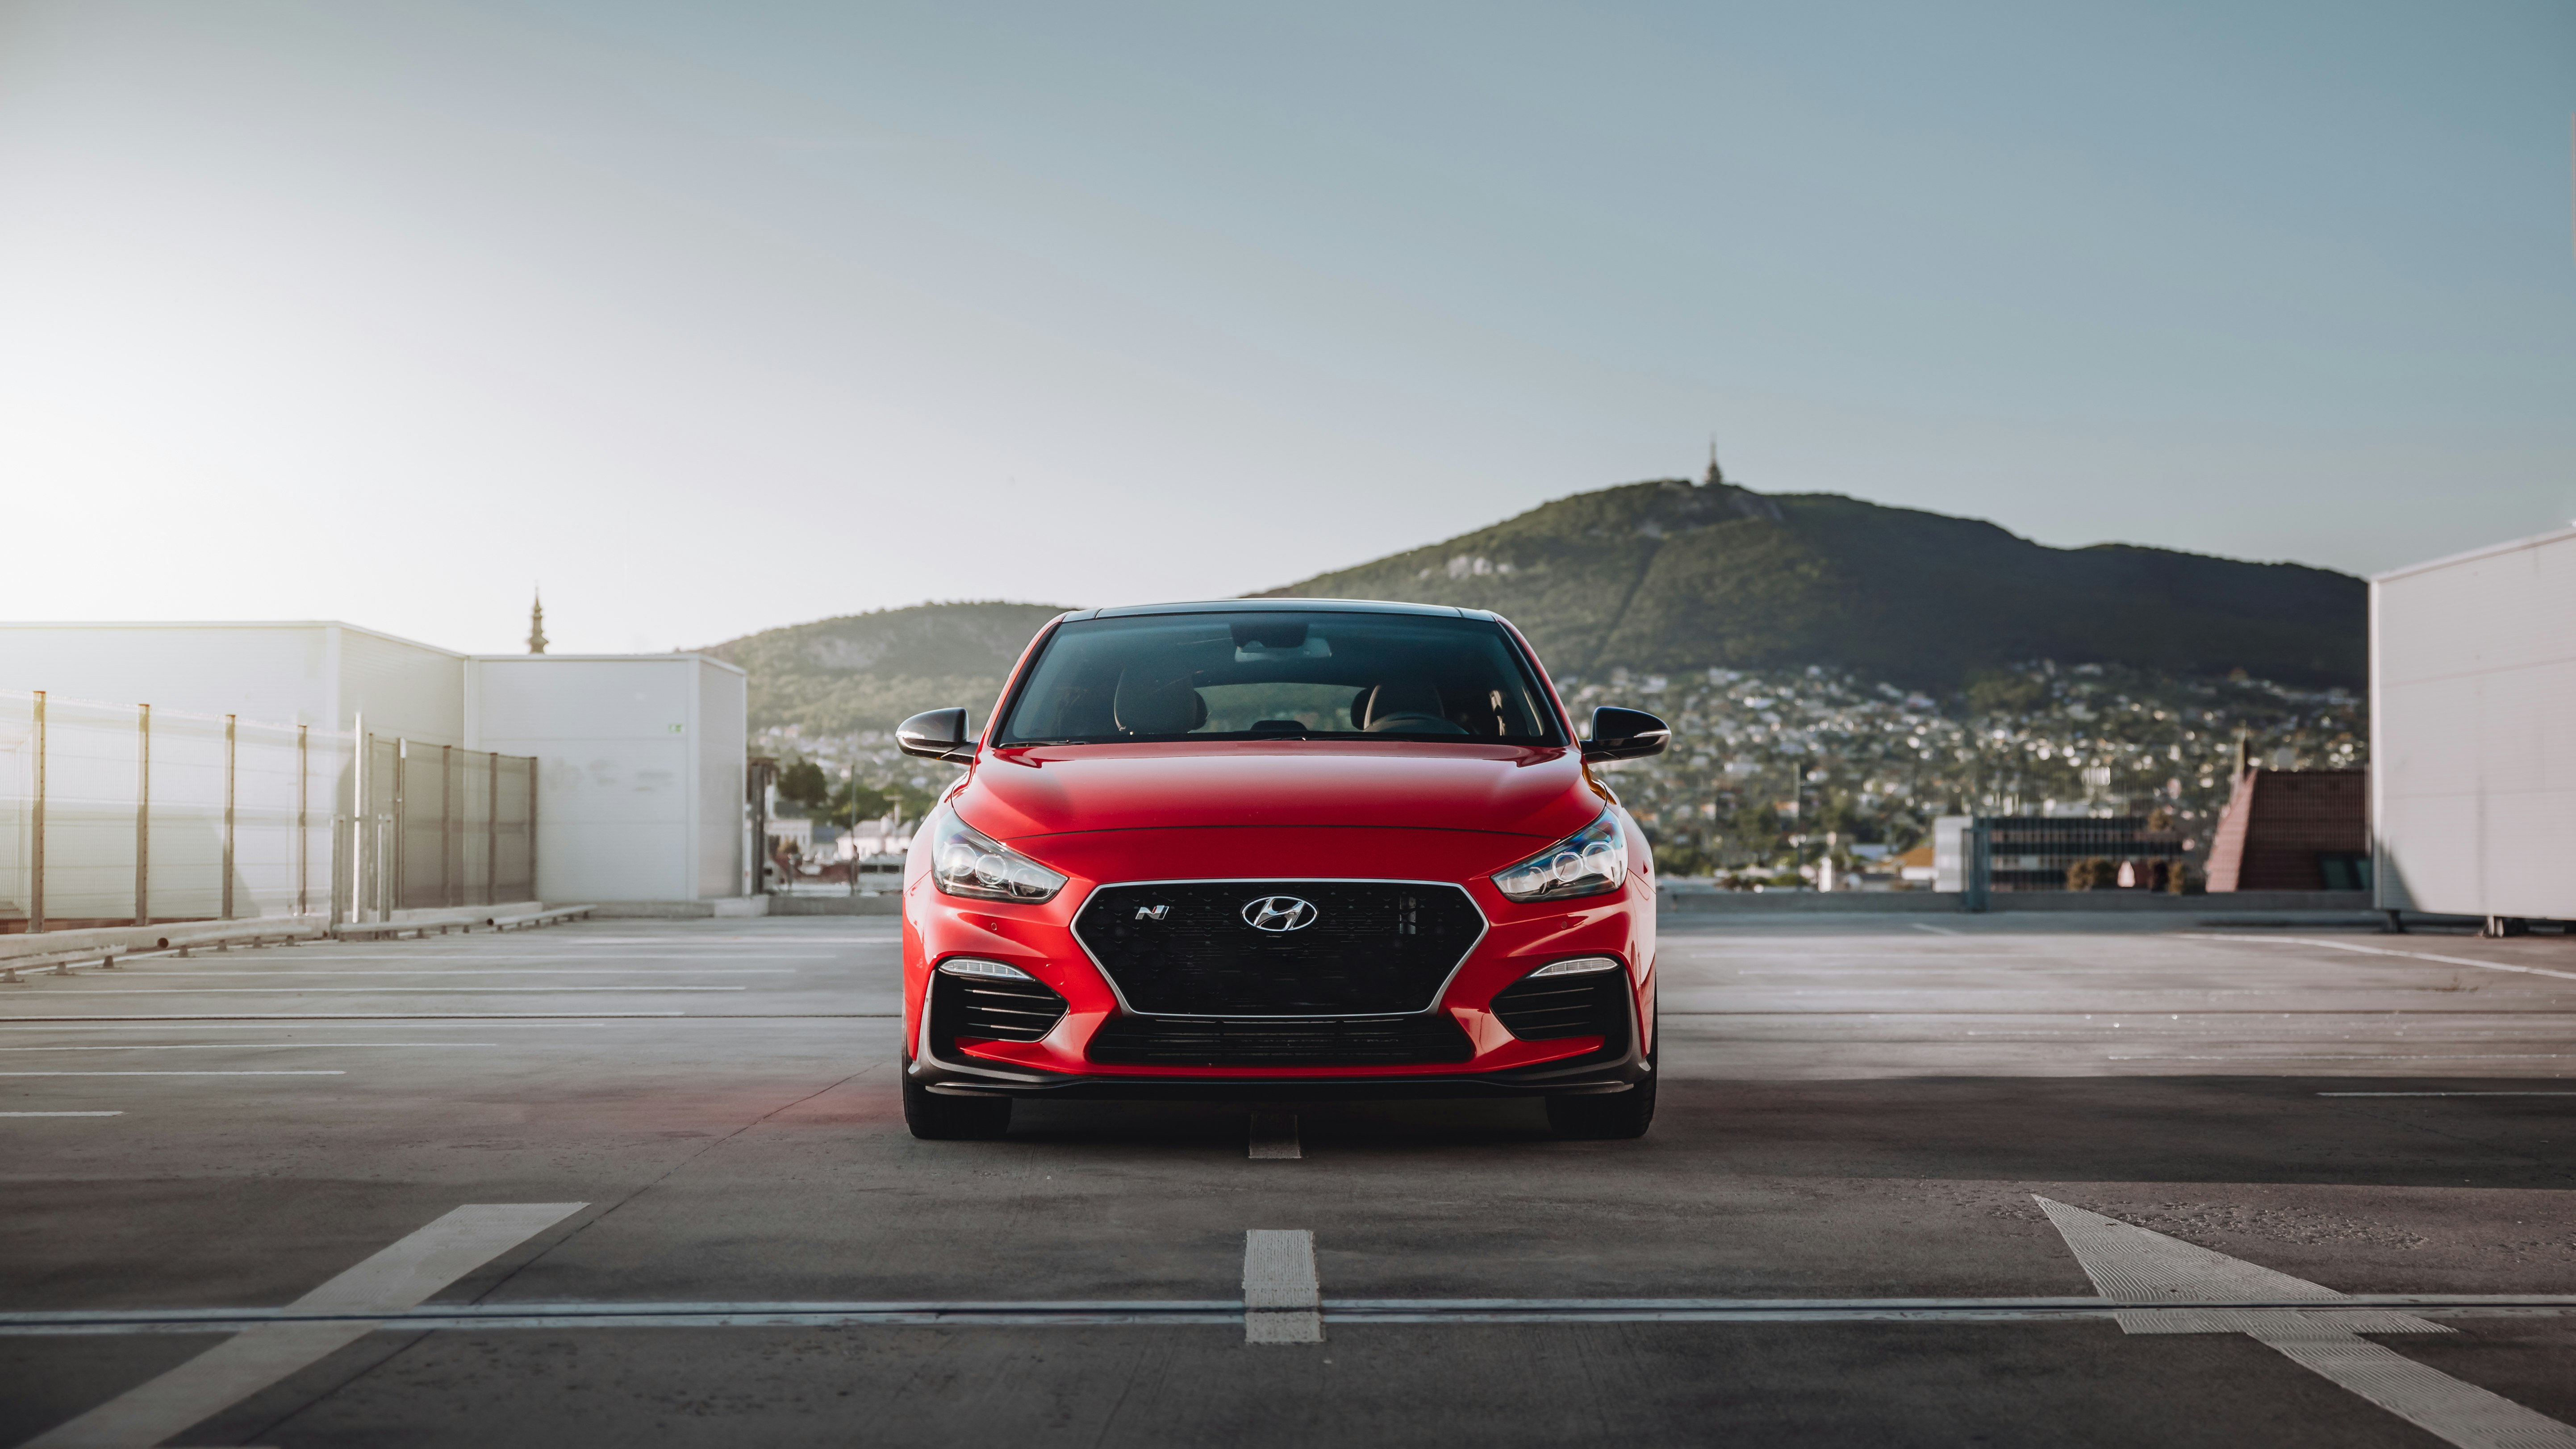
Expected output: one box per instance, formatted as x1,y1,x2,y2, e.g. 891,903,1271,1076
931,969,1070,1045
1490,969,1625,1043
1087,1013,1475,1068
1073,880,1482,1017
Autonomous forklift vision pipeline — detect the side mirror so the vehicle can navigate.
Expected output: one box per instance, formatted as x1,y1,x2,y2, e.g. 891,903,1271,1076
1582,706,1670,763
895,707,976,763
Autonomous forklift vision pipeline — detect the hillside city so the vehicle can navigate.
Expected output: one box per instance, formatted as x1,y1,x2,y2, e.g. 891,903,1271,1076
755,659,2364,887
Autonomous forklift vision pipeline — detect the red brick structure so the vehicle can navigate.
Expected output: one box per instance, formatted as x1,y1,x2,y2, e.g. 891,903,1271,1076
2204,768,2369,892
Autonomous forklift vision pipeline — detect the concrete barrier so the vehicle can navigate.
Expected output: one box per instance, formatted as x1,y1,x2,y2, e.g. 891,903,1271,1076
582,898,773,919
767,894,903,917
333,903,592,940
0,915,330,981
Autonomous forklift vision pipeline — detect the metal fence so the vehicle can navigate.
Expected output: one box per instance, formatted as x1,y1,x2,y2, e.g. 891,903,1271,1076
353,732,534,917
0,690,535,933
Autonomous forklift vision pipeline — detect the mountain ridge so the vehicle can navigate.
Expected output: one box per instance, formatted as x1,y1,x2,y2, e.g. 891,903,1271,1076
701,476,2364,739
1261,476,2363,688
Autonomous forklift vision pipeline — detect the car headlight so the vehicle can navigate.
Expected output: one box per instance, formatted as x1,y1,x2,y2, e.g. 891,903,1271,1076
1492,810,1628,902
927,809,1067,903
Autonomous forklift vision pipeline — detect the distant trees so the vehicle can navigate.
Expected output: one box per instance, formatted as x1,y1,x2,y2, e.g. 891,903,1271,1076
775,756,937,826
777,759,831,812
1651,839,1712,877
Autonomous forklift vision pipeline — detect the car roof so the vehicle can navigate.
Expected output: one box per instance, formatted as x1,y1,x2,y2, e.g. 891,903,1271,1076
1062,598,1493,622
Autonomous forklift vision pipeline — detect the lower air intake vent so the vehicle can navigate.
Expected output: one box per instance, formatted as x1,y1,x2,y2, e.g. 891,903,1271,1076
1088,1014,1474,1068
932,971,1070,1046
1490,970,1625,1043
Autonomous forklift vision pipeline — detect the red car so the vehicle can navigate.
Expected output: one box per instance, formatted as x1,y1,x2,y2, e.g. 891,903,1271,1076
893,600,1670,1140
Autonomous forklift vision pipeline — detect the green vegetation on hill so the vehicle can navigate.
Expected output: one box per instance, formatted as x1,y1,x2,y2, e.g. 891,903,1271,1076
1262,477,2364,688
699,601,1069,739
701,476,2366,743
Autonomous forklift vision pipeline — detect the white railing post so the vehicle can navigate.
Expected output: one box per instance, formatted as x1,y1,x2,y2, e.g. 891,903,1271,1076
134,703,151,927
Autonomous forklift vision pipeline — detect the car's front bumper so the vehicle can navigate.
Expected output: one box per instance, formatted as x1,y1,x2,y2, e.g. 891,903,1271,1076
909,988,1651,1102
900,825,1658,1101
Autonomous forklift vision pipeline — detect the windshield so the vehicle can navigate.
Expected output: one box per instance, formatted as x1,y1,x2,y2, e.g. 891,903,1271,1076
997,611,1566,745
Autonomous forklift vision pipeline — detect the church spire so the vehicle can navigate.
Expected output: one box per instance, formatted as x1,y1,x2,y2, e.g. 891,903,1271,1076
527,589,548,655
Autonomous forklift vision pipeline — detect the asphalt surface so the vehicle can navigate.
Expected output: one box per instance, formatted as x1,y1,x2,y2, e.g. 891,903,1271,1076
2,913,2572,1446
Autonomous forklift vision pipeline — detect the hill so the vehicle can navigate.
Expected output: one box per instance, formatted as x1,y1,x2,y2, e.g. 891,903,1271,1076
1259,474,2364,689
701,476,2367,741
698,601,1070,739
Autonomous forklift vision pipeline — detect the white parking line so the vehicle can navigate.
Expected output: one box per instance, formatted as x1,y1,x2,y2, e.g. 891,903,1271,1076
0,1070,345,1077
2184,934,2576,983
1249,1114,1301,1160
22,987,749,994
74,969,795,977
2037,1197,2576,1448
0,1015,684,1023
21,1202,585,1449
12,1294,2576,1336
1909,923,1961,936
0,1021,618,1031
0,1044,497,1052
0,1111,122,1117
2112,1054,2572,1062
2321,1091,2576,1098
1243,1230,1323,1344
279,953,843,961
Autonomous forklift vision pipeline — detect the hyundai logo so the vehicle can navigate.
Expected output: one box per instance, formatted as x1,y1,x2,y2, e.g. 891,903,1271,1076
1241,895,1319,932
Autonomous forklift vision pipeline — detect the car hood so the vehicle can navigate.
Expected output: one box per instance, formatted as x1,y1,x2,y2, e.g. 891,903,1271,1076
955,742,1601,843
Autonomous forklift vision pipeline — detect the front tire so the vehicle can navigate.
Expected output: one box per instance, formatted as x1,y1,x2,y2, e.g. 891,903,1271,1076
903,1072,1013,1140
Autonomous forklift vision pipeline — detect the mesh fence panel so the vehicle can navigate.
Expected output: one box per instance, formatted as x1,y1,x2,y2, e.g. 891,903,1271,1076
366,734,536,913
0,695,32,926
0,692,352,931
13,695,149,927
494,754,534,903
0,691,522,934
398,744,445,910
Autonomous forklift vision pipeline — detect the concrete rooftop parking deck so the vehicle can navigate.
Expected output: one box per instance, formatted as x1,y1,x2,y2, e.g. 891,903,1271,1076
2,914,2572,1447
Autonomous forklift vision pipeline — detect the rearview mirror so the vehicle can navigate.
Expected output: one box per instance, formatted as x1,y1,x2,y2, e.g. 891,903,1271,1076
895,707,976,763
1582,706,1669,763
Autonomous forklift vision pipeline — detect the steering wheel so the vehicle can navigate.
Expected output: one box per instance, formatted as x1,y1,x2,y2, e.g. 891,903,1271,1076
1365,713,1469,735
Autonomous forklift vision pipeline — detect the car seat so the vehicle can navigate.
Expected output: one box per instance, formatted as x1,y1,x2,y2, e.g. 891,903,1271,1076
1113,671,1209,735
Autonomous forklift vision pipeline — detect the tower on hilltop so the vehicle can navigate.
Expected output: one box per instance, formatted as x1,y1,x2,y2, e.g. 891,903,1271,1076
1705,438,1725,488
527,590,548,655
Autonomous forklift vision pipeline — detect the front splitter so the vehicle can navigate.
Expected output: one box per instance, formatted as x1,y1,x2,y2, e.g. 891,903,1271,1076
919,1067,1645,1102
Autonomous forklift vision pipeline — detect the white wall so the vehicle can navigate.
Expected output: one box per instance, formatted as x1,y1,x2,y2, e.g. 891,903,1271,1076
1,623,752,909
693,657,746,899
338,628,467,745
0,621,463,742
471,654,747,903
1933,816,1971,893
2372,526,2576,920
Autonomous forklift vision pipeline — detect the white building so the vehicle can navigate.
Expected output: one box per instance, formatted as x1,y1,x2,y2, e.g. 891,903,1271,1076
0,622,751,912
2371,527,2576,927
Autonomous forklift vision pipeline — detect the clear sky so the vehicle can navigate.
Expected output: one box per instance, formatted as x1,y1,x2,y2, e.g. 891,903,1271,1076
2,1,2570,654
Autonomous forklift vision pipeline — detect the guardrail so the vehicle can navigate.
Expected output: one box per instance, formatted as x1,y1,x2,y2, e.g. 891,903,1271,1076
0,915,329,982
332,903,593,941
0,903,596,982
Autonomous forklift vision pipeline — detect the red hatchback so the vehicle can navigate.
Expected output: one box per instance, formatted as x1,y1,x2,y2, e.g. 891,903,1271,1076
893,600,1670,1140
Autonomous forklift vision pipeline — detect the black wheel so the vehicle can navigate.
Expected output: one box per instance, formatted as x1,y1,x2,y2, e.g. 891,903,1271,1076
903,1072,1013,1140
1545,1002,1657,1140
